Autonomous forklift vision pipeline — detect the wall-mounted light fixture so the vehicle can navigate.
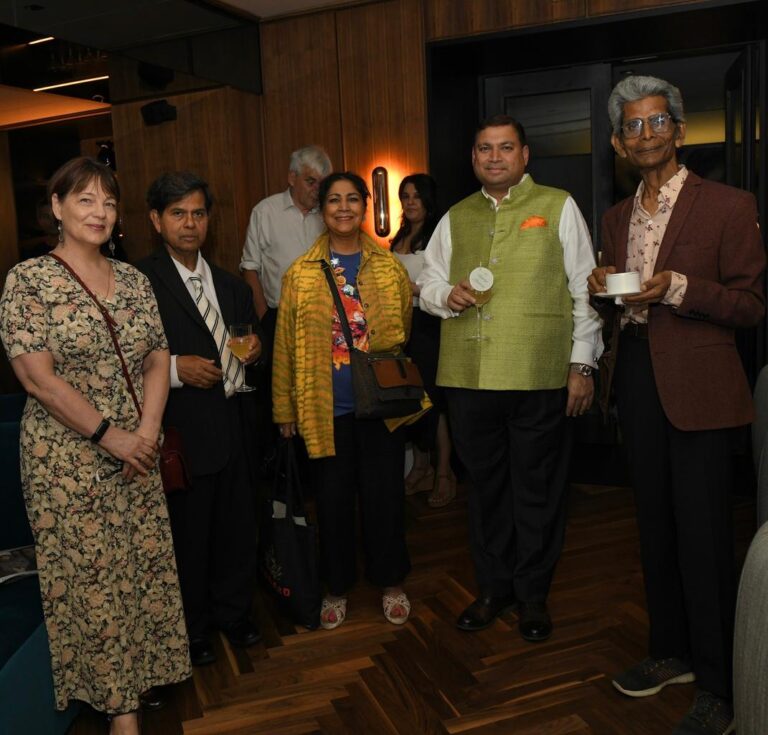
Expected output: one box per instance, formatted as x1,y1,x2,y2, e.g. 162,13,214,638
372,166,390,237
28,36,54,46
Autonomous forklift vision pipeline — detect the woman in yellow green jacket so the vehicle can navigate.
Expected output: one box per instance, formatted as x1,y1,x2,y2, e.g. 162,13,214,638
273,171,424,630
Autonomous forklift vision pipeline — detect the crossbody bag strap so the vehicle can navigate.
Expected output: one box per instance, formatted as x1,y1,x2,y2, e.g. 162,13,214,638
48,254,143,419
320,260,355,351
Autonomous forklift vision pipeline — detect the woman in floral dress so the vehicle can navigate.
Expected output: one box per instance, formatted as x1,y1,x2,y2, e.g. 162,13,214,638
0,157,190,735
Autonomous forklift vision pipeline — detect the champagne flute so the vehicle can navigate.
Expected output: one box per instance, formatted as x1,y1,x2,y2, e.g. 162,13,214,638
466,265,494,341
228,323,257,393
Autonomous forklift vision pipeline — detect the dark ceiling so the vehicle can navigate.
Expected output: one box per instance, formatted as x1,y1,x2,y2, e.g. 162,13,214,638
0,1,261,98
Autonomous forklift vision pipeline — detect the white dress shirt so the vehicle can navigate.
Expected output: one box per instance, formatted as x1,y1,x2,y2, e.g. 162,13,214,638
417,175,603,366
240,188,325,308
169,252,225,389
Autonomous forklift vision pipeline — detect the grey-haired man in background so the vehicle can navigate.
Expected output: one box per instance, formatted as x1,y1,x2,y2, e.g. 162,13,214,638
240,145,332,340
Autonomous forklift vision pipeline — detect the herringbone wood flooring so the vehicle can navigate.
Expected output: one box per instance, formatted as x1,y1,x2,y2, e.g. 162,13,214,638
69,480,756,735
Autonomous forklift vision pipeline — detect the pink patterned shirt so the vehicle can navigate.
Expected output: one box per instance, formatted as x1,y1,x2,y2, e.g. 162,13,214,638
624,165,688,325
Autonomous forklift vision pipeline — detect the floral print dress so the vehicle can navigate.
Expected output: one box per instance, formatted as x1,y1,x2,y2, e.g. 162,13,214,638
0,256,191,714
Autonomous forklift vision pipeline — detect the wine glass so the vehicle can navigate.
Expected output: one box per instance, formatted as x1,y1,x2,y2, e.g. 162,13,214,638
466,265,494,341
228,323,257,393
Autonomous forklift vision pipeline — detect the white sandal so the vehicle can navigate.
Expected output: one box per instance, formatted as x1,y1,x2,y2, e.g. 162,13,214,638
382,591,411,625
320,596,347,630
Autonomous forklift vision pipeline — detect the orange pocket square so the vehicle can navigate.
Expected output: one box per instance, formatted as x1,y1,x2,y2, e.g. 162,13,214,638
520,215,547,230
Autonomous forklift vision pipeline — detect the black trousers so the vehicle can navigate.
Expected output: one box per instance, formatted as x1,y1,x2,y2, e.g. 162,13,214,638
447,387,571,601
314,414,410,595
166,400,257,639
615,333,736,698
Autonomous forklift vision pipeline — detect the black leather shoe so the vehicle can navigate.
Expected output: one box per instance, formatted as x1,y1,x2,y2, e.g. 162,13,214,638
139,686,165,711
189,636,216,666
456,595,517,631
518,601,552,642
222,618,262,648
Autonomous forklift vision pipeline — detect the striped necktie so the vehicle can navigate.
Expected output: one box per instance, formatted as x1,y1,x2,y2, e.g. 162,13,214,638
188,275,243,396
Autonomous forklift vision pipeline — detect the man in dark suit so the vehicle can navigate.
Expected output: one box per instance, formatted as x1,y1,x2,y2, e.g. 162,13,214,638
137,172,263,667
589,76,765,735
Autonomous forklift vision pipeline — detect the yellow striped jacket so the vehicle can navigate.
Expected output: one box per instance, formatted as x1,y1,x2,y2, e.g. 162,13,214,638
272,231,430,458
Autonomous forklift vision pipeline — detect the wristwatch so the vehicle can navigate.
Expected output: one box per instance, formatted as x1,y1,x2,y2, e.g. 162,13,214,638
90,418,111,443
569,363,594,377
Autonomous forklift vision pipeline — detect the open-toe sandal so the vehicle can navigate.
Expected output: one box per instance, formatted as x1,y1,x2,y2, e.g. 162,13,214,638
405,465,435,495
383,591,411,625
427,474,457,508
320,596,347,630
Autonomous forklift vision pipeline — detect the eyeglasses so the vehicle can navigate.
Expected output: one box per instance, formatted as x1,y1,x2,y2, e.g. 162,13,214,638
620,113,676,139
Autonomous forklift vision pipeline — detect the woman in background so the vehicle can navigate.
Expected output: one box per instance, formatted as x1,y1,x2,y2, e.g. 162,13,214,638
391,174,456,508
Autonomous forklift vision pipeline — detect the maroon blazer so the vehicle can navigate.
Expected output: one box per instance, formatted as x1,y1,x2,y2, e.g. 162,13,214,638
600,171,766,431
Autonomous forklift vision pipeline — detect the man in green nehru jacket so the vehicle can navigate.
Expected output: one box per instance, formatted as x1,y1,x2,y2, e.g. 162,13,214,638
418,114,602,641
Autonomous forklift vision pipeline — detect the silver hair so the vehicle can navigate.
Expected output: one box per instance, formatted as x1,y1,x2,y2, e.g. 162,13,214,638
608,75,685,136
288,145,332,177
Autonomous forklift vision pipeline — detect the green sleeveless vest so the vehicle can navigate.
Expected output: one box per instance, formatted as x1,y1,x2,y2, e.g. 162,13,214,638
437,176,573,390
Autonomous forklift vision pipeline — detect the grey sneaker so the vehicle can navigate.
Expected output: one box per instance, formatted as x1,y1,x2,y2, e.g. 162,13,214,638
673,691,734,735
612,657,695,697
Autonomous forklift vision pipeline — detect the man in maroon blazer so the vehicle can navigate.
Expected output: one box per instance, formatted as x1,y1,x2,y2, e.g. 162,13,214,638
589,75,765,735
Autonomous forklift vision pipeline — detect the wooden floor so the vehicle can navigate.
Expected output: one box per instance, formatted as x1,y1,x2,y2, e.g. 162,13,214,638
69,478,756,735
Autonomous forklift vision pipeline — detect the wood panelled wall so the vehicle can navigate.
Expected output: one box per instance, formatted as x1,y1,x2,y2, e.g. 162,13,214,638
261,0,429,245
424,0,705,40
335,1,428,199
106,0,712,270
259,12,343,195
109,0,428,268
110,86,265,274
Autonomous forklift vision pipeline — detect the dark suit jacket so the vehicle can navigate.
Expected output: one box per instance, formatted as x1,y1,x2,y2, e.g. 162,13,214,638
600,171,765,431
136,248,260,476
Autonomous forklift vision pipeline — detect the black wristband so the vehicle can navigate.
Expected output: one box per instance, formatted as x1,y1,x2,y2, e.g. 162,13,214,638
90,418,110,444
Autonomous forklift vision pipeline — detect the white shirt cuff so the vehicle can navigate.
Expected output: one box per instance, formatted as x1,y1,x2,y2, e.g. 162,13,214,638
170,355,183,388
570,340,598,367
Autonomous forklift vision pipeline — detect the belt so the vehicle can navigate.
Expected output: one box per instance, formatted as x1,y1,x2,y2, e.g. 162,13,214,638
622,322,648,339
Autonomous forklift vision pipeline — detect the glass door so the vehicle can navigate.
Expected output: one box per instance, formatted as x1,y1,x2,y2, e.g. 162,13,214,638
483,64,613,250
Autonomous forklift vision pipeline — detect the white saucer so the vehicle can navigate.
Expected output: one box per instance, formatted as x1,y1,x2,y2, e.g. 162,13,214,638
594,290,642,298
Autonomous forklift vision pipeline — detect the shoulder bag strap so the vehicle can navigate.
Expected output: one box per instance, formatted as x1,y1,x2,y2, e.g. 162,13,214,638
320,260,355,351
48,254,143,419
274,438,306,512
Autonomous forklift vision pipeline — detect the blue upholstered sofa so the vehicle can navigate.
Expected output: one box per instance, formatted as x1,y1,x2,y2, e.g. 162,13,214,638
0,394,80,735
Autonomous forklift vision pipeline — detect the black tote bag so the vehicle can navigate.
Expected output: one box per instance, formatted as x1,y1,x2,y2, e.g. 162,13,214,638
258,439,320,629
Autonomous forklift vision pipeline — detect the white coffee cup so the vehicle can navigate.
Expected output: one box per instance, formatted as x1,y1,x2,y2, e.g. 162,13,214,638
605,271,641,296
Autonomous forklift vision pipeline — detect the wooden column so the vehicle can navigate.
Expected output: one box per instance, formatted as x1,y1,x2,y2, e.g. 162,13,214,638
334,0,429,245
260,12,344,195
259,0,430,245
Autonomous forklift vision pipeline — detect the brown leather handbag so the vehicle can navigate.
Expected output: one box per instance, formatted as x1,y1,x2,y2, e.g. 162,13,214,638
321,260,424,420
49,254,190,494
